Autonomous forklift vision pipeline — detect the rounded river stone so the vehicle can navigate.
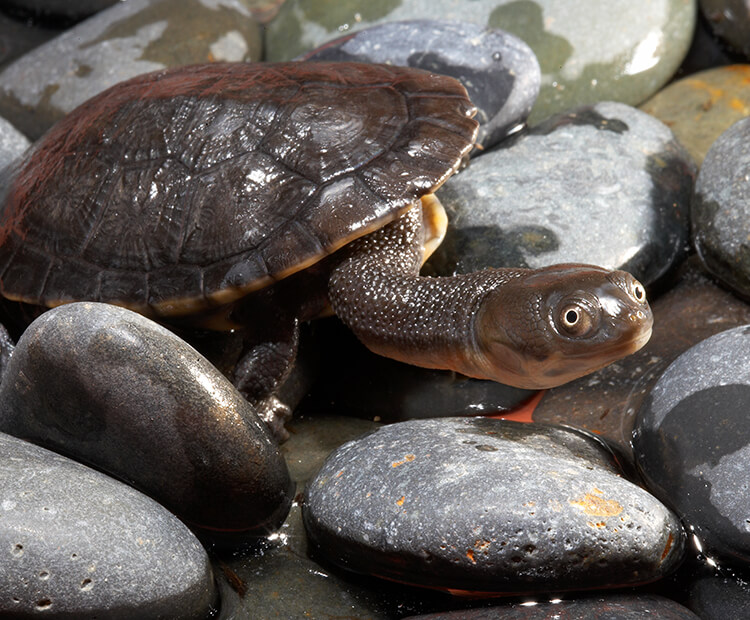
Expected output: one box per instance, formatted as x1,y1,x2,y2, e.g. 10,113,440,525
688,565,750,619
0,0,263,140
265,0,695,124
297,20,540,152
0,431,216,619
700,0,750,59
0,302,293,534
640,65,750,166
0,12,62,70
692,116,750,299
1,0,118,22
634,324,750,563
430,101,695,285
0,115,29,173
405,593,700,619
304,417,685,593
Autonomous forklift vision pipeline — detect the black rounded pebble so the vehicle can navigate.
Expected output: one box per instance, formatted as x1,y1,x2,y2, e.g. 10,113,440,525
0,302,293,534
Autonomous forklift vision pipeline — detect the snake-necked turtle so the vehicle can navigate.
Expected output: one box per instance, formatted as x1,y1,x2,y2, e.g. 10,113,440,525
0,62,653,438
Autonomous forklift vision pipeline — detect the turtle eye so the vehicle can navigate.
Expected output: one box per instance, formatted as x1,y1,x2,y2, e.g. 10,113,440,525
558,303,595,337
630,279,646,304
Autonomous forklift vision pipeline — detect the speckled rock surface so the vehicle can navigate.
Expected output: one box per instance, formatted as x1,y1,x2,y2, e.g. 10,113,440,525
265,0,696,124
688,565,750,619
0,431,216,619
0,12,61,69
304,417,685,593
634,324,750,563
0,115,29,172
692,116,750,298
0,0,262,140
405,593,700,619
0,302,292,534
640,65,750,166
700,0,750,59
430,101,694,285
297,20,540,151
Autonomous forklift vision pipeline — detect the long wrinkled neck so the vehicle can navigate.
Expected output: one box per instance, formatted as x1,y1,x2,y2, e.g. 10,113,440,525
327,205,523,375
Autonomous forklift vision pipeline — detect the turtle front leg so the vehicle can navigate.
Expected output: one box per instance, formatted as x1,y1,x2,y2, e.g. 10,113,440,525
232,316,300,442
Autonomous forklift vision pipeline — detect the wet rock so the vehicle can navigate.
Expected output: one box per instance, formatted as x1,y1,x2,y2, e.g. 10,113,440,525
640,65,750,166
700,0,750,59
297,20,540,152
0,431,216,619
0,0,263,140
0,302,292,534
300,317,534,423
688,565,750,619
1,0,118,23
634,324,750,563
0,115,29,172
405,593,700,619
430,101,695,286
0,11,62,69
692,116,750,298
532,261,750,457
265,0,695,124
304,417,685,593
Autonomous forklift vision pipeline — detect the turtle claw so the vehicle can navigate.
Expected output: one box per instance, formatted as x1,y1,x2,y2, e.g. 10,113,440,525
255,396,292,443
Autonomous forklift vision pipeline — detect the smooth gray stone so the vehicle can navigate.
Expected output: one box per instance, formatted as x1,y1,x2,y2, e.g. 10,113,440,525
0,431,216,619
297,20,540,151
304,417,685,593
634,324,750,563
0,115,29,173
700,0,750,59
431,101,695,286
0,0,263,140
692,116,750,299
0,302,293,534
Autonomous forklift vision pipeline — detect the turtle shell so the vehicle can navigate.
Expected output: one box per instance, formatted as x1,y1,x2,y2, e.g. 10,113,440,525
0,62,477,316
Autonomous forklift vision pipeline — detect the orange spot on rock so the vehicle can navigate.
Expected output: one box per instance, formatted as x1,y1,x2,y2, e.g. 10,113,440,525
396,496,405,506
392,454,416,467
661,532,675,561
570,492,623,517
466,549,476,563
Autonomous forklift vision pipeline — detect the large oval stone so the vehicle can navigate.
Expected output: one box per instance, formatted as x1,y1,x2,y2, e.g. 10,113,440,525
0,0,263,140
692,116,750,299
265,0,696,124
297,20,540,152
634,324,750,563
0,302,292,533
430,101,695,286
0,431,216,619
304,417,685,593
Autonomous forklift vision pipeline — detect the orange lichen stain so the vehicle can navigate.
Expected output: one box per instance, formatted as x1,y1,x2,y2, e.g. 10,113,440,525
569,492,623,517
489,390,543,423
687,79,724,104
729,97,750,114
396,496,405,506
335,470,344,478
587,520,607,528
661,533,675,561
392,454,416,467
466,549,476,564
475,540,491,553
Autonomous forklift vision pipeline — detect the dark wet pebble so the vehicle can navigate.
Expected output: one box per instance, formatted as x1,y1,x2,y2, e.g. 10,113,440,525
634,324,750,563
304,417,684,594
533,261,750,457
0,431,216,619
0,0,263,140
300,317,534,423
688,565,750,619
405,593,700,619
700,0,750,59
430,101,695,286
297,20,540,152
1,0,118,23
640,64,750,167
692,116,750,298
0,114,29,172
0,302,292,534
265,0,695,125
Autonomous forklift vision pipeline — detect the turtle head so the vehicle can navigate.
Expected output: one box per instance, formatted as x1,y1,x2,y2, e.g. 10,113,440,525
471,265,653,389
